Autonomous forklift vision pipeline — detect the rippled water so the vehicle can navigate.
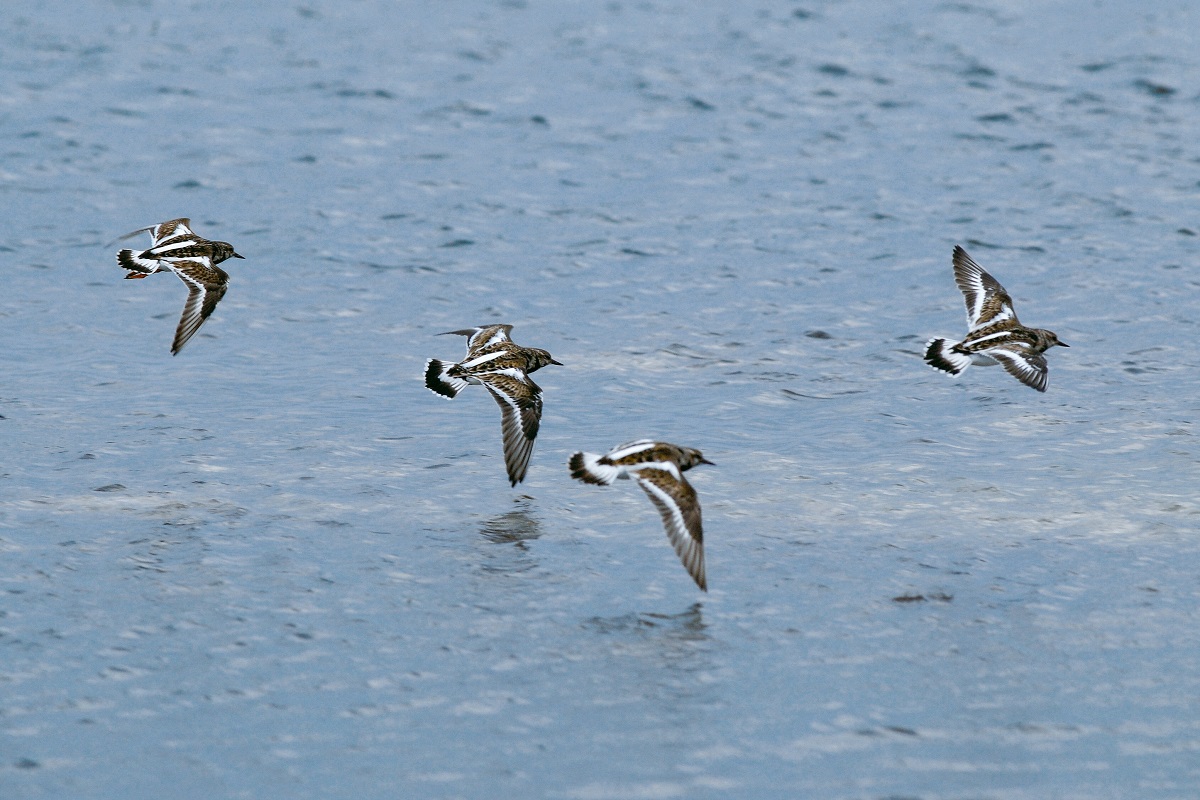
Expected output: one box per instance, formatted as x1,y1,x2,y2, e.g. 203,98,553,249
3,1,1200,797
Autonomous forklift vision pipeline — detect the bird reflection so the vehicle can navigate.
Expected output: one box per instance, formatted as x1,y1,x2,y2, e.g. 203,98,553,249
583,602,707,641
581,603,713,717
478,503,543,546
638,602,706,639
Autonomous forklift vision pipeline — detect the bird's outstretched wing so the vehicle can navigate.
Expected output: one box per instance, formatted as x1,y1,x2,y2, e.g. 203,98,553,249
634,466,706,591
989,346,1049,392
440,324,514,353
109,218,195,248
168,258,229,355
480,372,543,486
953,246,1017,330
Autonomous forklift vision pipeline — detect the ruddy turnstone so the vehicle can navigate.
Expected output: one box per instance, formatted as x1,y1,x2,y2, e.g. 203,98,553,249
113,218,245,355
924,245,1068,392
424,324,562,486
569,439,713,591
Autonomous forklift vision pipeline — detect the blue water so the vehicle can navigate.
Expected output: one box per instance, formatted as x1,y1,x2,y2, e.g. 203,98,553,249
3,1,1200,797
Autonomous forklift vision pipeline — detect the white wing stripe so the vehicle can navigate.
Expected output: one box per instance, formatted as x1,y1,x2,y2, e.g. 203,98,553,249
638,475,689,537
149,239,200,254
459,350,508,369
965,328,1018,345
968,306,1014,332
607,440,658,461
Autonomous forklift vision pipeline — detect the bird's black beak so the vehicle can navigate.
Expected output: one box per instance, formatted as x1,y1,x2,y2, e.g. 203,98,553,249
233,252,245,259
700,457,715,466
550,358,564,366
1059,341,1069,347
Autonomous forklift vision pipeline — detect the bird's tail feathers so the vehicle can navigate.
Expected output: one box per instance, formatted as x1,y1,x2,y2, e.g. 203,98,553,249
117,249,157,276
568,451,621,485
425,359,468,398
924,338,973,376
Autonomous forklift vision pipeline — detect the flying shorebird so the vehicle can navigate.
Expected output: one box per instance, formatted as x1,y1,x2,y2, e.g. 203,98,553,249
424,324,562,486
925,245,1068,392
569,439,714,591
113,218,245,355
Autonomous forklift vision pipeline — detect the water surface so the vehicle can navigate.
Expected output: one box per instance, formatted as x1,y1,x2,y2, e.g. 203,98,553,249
2,1,1199,797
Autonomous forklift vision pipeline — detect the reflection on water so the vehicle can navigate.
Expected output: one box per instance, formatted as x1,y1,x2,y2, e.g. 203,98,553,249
583,602,707,642
582,603,713,695
473,501,544,579
2,0,1198,796
574,601,718,766
478,500,543,546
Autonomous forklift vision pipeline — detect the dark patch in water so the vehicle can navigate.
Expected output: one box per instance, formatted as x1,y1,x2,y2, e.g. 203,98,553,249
893,592,952,603
1134,79,1174,96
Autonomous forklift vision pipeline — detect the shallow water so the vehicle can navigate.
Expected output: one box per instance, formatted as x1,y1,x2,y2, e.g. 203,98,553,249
3,1,1200,797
